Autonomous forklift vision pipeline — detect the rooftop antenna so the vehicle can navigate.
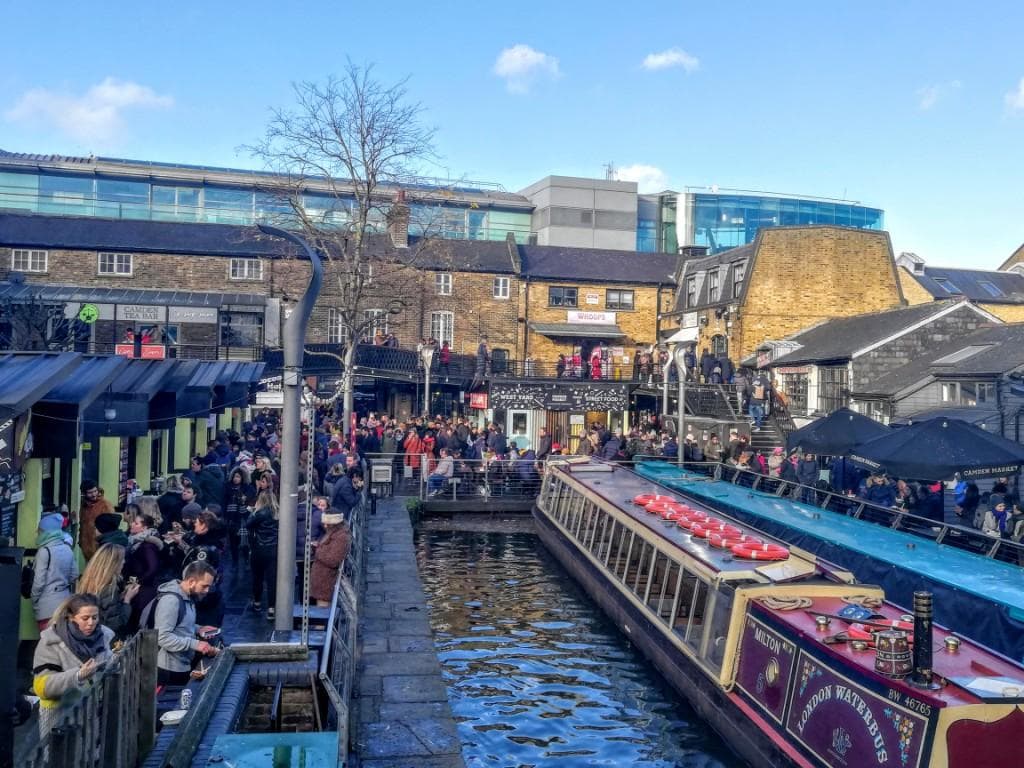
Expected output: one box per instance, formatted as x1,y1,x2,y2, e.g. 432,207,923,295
604,162,616,181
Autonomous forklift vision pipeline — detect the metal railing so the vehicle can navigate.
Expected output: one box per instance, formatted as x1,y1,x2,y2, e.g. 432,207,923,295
632,457,1024,566
89,341,264,361
416,454,543,502
19,630,158,768
318,485,369,766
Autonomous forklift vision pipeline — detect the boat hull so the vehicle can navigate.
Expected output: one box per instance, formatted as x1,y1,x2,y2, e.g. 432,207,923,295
533,504,807,768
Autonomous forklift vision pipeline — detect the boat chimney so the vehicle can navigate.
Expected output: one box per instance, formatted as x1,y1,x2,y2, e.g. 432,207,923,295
911,591,934,688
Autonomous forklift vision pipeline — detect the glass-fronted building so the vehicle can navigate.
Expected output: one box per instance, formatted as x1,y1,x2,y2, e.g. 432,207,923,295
0,150,535,243
637,189,884,254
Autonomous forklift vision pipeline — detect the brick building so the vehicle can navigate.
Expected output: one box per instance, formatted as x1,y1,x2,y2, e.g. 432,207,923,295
669,226,905,365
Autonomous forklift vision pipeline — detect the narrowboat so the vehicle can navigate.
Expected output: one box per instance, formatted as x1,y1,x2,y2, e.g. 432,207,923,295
634,460,1024,662
535,458,1024,768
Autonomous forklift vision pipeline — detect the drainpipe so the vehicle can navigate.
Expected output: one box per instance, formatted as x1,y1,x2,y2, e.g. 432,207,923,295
257,225,324,633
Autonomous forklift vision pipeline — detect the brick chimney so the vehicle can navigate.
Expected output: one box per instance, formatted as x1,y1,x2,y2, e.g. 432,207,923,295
387,189,410,248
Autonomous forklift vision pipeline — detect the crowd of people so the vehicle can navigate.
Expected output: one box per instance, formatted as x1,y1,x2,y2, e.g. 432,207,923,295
25,409,361,732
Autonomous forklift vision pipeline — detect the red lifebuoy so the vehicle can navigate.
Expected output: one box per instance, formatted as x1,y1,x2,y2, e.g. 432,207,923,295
675,517,699,530
730,542,790,561
708,533,762,549
633,493,676,506
646,500,679,515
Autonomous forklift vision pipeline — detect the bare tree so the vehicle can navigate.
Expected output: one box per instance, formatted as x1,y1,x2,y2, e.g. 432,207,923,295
0,293,82,351
247,62,447,428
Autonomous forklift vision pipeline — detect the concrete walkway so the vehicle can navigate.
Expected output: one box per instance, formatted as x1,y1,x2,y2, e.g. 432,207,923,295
353,497,466,768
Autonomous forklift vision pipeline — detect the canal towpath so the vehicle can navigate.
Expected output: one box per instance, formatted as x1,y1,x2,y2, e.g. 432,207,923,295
354,496,466,768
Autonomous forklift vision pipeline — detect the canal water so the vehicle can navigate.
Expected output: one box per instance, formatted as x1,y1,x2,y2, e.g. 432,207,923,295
416,529,743,768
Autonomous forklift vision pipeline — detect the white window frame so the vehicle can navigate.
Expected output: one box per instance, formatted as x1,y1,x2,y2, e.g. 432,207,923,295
327,308,344,345
229,258,263,281
97,252,133,277
363,308,388,338
940,382,958,403
493,276,510,299
436,272,452,296
606,289,635,311
11,249,48,273
430,310,454,346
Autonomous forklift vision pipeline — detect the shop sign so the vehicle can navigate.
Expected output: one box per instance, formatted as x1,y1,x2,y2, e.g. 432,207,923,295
567,310,616,325
168,306,218,324
116,304,166,322
569,414,585,425
585,293,600,305
682,312,699,328
469,392,489,409
114,344,166,359
490,382,629,411
775,366,810,375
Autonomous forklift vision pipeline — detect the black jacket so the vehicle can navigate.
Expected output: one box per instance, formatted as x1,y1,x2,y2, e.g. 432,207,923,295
245,507,279,548
330,476,359,515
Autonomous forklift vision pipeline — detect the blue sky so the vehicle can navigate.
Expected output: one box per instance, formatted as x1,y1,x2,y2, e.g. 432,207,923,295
1,1,1022,267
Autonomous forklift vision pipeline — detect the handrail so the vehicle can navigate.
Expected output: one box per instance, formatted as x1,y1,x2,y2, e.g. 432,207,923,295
630,456,1024,566
416,453,543,502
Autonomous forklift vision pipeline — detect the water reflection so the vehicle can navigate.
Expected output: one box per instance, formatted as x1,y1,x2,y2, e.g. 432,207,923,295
416,530,741,768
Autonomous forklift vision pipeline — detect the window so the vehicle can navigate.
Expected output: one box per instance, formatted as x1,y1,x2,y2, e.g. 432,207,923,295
98,252,133,276
493,276,510,299
708,270,720,303
436,272,452,296
932,277,960,294
11,249,47,273
941,382,958,403
817,366,849,413
606,289,634,310
959,381,996,406
685,277,697,307
978,281,1004,298
548,286,578,307
229,258,263,280
710,334,728,358
364,308,388,338
327,308,343,344
219,312,263,347
781,372,809,415
430,311,454,346
732,262,746,299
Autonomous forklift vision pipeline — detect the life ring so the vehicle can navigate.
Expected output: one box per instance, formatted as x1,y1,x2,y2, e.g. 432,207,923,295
708,533,762,549
664,501,688,513
731,542,790,561
703,522,743,538
660,509,686,522
645,501,677,515
633,493,676,506
676,516,700,530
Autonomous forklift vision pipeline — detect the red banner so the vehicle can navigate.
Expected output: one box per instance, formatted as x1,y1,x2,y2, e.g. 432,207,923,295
469,392,489,409
114,344,166,359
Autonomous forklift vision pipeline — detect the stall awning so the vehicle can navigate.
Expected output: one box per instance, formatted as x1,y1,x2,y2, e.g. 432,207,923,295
41,355,129,408
0,352,82,418
529,322,625,339
663,326,700,344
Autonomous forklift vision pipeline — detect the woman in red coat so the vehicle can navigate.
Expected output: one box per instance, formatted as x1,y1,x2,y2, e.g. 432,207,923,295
404,429,423,476
590,350,602,380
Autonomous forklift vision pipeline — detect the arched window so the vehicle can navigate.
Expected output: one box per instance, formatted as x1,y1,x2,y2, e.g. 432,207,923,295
710,334,728,358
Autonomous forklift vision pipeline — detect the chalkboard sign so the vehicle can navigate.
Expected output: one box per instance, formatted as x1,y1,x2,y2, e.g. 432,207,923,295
118,438,130,504
0,470,23,540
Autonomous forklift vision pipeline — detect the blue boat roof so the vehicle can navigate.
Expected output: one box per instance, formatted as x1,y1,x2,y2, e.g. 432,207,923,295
42,354,128,407
636,462,1024,616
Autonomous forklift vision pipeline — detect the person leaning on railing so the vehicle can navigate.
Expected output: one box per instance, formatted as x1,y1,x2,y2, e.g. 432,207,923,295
310,510,352,606
33,593,114,735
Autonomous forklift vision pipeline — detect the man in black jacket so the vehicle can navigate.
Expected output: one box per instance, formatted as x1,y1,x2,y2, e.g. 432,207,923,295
536,427,552,462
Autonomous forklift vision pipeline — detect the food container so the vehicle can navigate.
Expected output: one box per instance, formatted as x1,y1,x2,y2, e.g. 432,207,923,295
875,630,912,678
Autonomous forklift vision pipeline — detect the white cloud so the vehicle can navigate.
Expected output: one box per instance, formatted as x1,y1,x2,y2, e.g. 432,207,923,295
642,47,699,73
614,164,670,193
5,77,173,145
1005,77,1024,111
916,79,962,111
493,44,560,93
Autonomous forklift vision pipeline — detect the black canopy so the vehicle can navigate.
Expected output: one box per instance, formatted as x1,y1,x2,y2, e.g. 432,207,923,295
849,417,1024,482
785,407,890,455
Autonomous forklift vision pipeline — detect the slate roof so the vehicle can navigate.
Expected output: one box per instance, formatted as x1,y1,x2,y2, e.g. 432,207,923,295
673,243,753,311
0,352,82,416
908,266,1024,304
519,244,678,285
768,301,967,367
854,323,1024,397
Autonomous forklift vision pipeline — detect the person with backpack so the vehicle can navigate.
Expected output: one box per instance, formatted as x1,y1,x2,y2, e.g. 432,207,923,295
172,509,226,628
749,372,771,431
142,561,220,687
30,513,78,631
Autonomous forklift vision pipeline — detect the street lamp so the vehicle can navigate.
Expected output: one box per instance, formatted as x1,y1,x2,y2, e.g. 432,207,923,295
673,343,690,467
421,343,436,417
661,344,672,418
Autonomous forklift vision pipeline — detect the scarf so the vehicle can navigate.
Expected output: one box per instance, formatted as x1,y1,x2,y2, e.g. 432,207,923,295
128,527,158,550
994,507,1009,534
53,616,107,664
98,529,130,548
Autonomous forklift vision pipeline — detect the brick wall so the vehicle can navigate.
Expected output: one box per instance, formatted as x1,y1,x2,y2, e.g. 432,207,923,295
896,266,937,306
692,227,905,363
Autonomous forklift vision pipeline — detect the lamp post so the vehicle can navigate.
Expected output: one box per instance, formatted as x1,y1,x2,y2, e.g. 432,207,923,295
257,225,323,633
421,343,436,417
673,343,689,467
660,345,670,418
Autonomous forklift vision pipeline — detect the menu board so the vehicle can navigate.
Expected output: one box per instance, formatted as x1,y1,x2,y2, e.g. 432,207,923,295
118,438,130,504
0,470,24,540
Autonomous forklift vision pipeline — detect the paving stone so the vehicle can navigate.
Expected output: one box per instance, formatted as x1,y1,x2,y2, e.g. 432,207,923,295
358,721,433,757
361,756,466,768
362,652,444,676
382,675,450,703
357,675,382,696
389,635,436,653
379,701,452,720
361,636,389,654
406,717,462,755
387,617,432,634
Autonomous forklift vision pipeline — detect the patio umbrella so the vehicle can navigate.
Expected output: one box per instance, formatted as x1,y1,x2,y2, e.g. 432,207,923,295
785,407,890,455
849,417,1024,481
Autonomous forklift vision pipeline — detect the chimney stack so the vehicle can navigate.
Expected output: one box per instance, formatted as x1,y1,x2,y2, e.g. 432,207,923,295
387,189,410,249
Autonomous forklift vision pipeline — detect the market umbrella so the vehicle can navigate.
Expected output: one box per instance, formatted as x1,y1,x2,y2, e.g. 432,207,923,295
785,407,890,455
849,417,1024,482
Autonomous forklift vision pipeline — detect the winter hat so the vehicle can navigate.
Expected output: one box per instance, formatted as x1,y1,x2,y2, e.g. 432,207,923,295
95,513,123,534
181,502,203,520
38,513,63,532
321,512,345,526
772,447,784,455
